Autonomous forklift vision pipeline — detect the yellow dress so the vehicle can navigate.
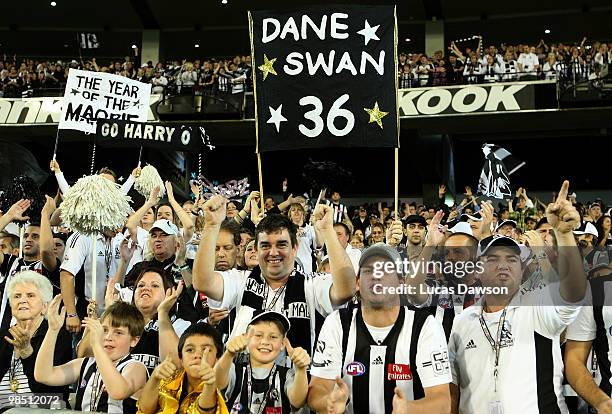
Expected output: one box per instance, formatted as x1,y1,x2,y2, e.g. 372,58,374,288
138,369,229,414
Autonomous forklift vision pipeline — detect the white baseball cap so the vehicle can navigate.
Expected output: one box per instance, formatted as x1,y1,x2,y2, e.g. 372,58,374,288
573,222,598,238
149,219,179,236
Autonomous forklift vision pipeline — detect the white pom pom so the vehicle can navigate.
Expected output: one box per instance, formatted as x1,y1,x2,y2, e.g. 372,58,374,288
62,175,132,235
134,165,165,199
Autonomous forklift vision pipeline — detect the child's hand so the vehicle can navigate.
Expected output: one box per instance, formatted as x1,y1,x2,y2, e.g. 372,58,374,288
87,300,99,319
226,334,248,356
82,317,104,344
152,355,177,381
284,338,310,371
198,348,215,385
327,376,350,414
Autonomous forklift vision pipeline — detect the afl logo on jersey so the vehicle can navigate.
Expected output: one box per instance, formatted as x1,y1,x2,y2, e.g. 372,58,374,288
346,361,366,376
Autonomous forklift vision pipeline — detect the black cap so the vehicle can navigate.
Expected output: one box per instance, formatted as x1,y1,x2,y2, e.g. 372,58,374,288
535,217,548,230
403,215,427,226
248,310,291,335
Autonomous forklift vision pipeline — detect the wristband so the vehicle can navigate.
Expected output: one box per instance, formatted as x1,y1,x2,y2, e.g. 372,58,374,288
198,402,217,413
67,313,78,318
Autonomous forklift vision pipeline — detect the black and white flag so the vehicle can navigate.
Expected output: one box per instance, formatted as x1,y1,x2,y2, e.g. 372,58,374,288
477,144,525,199
249,5,399,152
79,33,100,49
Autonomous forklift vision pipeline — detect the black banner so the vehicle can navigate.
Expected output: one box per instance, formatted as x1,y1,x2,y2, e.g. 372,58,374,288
95,120,202,153
249,5,399,152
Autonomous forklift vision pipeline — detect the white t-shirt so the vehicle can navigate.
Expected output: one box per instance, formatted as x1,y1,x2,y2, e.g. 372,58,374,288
517,53,540,74
345,245,361,274
449,284,583,414
60,232,124,311
125,227,149,274
296,224,318,273
208,268,335,344
565,287,608,391
311,307,451,414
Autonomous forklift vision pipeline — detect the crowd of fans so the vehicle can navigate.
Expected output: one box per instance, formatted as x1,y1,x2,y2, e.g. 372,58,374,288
0,156,610,412
1,38,610,98
399,38,612,88
0,50,253,98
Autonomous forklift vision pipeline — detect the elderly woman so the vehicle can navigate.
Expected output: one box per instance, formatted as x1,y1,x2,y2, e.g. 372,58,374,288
0,271,71,404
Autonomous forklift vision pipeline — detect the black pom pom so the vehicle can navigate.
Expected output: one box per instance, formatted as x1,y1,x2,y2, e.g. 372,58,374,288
0,175,45,223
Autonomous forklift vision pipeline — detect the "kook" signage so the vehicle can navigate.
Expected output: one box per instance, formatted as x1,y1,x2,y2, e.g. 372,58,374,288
399,83,535,117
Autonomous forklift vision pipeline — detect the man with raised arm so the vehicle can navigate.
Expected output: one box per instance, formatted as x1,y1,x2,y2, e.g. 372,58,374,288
192,195,356,362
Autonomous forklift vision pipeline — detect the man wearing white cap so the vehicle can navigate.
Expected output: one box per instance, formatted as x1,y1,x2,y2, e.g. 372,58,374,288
573,221,603,273
495,219,518,239
121,219,186,288
449,181,587,413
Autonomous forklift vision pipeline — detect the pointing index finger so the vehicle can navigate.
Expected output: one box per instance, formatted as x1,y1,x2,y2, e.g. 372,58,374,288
556,180,569,204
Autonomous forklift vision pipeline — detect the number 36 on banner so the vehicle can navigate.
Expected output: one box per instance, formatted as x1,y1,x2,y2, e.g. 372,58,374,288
298,94,355,138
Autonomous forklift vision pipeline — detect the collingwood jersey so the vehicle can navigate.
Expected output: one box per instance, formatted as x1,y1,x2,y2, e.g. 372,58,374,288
224,359,293,414
75,355,144,414
449,284,583,413
311,306,451,414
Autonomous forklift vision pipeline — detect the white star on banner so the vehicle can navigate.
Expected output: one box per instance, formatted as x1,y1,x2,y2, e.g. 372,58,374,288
267,104,287,133
357,19,380,46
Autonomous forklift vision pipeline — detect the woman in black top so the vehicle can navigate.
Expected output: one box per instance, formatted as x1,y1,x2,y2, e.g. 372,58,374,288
0,271,71,411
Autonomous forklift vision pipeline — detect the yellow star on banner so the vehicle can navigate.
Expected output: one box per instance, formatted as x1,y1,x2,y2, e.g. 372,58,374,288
364,102,389,129
258,54,278,80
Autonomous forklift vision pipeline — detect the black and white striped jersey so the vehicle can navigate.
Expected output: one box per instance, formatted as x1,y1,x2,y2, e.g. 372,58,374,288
311,306,451,414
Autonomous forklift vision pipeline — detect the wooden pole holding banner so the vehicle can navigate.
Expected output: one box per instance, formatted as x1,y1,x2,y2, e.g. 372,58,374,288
257,153,264,211
52,129,60,161
137,146,143,168
394,148,399,220
18,225,24,259
91,236,97,306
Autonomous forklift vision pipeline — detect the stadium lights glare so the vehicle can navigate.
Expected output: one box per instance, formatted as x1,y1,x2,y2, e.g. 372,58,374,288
405,38,411,42
131,44,137,49
544,29,551,34
195,43,200,48
50,1,57,6
222,0,228,4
